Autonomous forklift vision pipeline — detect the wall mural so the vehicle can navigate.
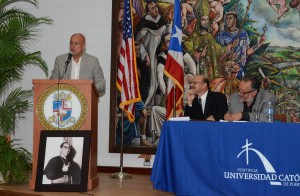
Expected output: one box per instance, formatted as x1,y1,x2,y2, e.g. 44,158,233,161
109,0,300,154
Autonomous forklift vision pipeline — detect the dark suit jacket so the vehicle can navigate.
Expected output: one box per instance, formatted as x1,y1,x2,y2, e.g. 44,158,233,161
184,91,228,121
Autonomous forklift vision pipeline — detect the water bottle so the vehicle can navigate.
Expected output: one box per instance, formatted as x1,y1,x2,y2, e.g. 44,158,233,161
265,101,274,122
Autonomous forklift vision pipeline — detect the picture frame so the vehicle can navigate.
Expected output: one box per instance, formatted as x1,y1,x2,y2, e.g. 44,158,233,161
109,0,300,154
35,130,91,192
109,0,157,155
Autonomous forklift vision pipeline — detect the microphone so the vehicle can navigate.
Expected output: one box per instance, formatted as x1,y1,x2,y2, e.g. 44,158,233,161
57,52,72,130
64,53,72,75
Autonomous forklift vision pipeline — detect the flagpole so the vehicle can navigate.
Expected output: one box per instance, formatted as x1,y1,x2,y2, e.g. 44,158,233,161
173,82,176,117
112,0,136,179
110,110,132,179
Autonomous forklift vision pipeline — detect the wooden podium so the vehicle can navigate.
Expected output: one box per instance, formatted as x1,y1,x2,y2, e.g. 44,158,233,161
30,79,99,190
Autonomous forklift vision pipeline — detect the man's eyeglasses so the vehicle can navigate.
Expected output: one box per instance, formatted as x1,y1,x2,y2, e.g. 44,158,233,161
193,81,205,85
62,146,71,150
237,89,256,96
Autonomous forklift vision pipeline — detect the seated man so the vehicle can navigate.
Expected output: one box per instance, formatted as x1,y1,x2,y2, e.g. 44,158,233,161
184,75,228,121
224,75,276,122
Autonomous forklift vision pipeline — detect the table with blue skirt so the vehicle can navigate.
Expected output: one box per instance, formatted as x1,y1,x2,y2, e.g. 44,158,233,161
150,121,300,195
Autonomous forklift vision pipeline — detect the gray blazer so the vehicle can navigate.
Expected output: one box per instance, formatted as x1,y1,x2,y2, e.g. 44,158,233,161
50,52,106,97
228,89,276,122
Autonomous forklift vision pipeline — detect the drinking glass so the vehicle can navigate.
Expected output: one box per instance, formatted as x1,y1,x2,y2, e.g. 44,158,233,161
252,108,260,122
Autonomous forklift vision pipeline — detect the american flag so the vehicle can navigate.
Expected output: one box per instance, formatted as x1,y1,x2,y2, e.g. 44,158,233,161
117,0,141,123
164,0,184,120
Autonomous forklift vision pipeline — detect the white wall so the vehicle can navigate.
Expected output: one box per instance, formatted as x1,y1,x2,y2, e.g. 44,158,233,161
14,0,153,168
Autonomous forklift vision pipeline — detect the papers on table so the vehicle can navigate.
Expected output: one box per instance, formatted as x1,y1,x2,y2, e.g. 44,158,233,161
219,120,248,122
169,116,190,121
167,118,248,122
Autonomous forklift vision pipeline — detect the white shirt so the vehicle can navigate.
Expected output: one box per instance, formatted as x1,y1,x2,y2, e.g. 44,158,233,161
199,90,208,113
71,57,82,79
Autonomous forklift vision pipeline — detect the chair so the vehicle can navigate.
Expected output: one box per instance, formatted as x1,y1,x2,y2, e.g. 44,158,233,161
274,114,287,122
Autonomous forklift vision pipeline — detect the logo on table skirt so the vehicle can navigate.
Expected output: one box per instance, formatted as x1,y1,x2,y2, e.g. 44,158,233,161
37,84,88,130
224,139,300,187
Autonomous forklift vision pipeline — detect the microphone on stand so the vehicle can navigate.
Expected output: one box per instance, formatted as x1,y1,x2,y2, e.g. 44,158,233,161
57,52,72,130
64,53,73,75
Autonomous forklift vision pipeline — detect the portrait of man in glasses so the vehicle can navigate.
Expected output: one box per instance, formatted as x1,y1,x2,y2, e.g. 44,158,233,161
43,141,81,184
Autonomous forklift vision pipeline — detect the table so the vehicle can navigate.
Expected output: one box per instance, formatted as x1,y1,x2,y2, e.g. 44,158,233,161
151,121,300,195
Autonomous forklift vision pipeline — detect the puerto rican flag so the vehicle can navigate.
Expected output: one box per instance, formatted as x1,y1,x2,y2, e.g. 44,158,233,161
164,0,184,120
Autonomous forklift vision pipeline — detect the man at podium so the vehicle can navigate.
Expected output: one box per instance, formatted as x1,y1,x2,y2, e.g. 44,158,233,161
49,33,106,97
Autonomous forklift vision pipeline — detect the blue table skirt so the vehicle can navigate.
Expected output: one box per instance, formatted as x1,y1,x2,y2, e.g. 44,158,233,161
151,121,300,195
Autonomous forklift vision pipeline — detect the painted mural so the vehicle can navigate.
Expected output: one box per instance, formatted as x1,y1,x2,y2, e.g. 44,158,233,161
114,0,300,150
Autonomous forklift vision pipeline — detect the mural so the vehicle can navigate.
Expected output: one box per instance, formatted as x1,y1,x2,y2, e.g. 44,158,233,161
110,0,300,154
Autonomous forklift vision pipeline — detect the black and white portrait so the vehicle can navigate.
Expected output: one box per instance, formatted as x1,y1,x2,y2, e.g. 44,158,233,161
42,137,84,184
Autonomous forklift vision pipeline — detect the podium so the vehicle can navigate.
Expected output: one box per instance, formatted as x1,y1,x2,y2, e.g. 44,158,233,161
30,79,99,190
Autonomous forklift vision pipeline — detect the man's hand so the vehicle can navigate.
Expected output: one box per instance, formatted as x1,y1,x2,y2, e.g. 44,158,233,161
206,115,215,121
62,163,70,172
224,113,231,121
224,112,242,121
187,89,195,106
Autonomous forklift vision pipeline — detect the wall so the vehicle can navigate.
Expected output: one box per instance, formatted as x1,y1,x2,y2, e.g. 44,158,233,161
14,0,152,168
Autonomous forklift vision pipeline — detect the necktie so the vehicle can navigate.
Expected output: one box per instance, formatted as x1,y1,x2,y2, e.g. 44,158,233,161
198,98,203,114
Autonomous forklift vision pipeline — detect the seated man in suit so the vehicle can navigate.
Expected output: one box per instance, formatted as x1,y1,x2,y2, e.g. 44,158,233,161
224,75,276,122
184,75,228,121
50,33,106,97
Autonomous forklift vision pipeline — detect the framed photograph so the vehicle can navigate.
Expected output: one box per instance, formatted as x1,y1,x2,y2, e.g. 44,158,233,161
35,130,91,192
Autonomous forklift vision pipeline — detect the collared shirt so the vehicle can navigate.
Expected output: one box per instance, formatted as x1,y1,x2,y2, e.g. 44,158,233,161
199,90,208,113
241,91,258,120
71,57,82,79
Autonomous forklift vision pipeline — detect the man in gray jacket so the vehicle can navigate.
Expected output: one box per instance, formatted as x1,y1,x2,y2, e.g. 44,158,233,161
224,75,276,122
50,33,106,97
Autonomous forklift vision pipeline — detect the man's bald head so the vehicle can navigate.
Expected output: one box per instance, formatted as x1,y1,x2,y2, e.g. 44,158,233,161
69,33,86,59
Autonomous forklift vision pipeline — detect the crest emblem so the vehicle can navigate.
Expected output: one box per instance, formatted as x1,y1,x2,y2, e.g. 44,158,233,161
37,84,88,130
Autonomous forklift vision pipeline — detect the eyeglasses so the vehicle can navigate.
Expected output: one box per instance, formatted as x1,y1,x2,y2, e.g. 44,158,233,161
62,146,71,150
193,81,205,85
237,89,256,96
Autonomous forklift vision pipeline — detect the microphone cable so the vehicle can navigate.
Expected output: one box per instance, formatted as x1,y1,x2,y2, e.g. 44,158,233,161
56,53,72,130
